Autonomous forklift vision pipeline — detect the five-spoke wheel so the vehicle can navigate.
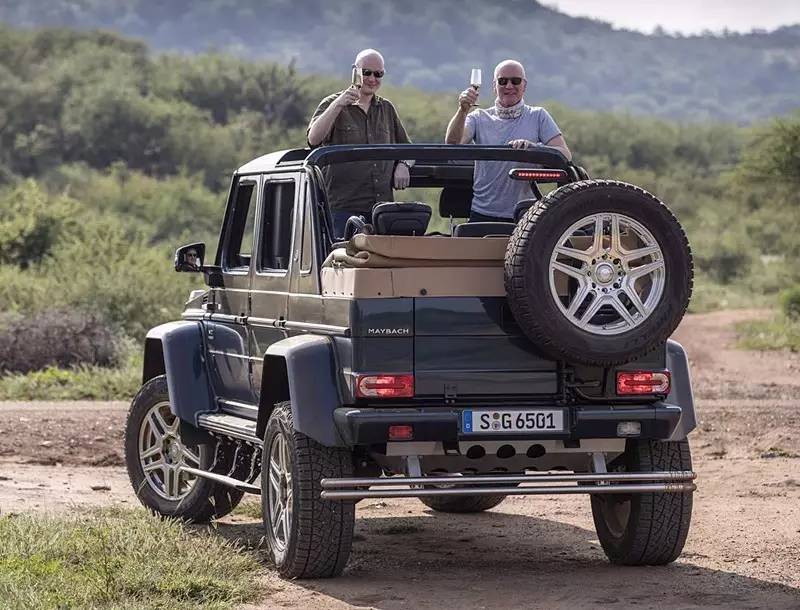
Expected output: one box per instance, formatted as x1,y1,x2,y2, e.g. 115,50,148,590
138,400,200,501
124,375,244,522
550,212,665,335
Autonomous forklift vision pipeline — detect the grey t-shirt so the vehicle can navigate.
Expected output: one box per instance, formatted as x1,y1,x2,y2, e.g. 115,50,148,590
464,105,561,218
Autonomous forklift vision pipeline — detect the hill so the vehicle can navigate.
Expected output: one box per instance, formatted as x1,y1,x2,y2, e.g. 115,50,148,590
1,0,799,122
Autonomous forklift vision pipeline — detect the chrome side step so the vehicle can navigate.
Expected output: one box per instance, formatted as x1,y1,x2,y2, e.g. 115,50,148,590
181,466,261,494
197,413,260,444
320,471,697,501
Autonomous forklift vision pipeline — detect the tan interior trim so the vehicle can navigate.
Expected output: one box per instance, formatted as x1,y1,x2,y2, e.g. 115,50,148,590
350,234,508,261
321,266,506,298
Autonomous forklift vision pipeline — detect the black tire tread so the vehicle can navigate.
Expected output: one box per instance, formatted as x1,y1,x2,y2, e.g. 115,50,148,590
264,402,355,579
505,179,694,366
592,439,693,565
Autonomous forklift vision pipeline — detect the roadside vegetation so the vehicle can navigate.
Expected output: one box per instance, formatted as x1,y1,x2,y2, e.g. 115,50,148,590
0,26,798,399
0,508,264,609
737,287,800,352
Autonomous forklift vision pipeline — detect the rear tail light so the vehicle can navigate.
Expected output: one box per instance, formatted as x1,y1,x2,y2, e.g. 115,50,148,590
616,371,670,395
356,374,414,398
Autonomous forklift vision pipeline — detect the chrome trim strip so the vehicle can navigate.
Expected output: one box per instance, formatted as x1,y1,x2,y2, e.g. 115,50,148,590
283,320,349,335
248,316,278,327
208,313,243,324
207,350,251,360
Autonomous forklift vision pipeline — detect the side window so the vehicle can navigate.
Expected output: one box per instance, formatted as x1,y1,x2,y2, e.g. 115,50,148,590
259,179,297,272
223,179,257,270
300,195,314,273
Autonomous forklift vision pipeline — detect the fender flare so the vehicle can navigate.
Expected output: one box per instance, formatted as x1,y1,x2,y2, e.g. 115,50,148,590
666,338,696,440
257,334,344,446
143,321,216,425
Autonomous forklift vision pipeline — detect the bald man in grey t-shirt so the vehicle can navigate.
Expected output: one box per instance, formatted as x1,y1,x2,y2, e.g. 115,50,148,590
445,59,572,221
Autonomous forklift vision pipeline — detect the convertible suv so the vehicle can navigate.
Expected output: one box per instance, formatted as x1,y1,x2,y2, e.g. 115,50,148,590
125,144,696,579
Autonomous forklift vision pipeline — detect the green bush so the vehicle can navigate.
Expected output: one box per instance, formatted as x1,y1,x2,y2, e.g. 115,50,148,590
43,218,201,340
44,163,224,247
780,285,800,319
0,180,75,268
692,230,754,284
0,190,201,341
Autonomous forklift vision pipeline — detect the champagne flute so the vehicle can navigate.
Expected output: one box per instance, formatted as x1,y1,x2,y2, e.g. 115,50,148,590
351,65,363,104
469,68,481,106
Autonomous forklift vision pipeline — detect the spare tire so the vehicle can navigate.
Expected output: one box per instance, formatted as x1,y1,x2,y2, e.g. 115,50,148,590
504,180,692,367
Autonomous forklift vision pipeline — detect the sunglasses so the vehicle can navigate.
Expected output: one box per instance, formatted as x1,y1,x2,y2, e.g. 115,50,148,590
497,76,523,86
361,69,384,78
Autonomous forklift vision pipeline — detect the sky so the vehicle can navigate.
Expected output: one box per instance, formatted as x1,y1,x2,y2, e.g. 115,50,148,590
546,0,800,35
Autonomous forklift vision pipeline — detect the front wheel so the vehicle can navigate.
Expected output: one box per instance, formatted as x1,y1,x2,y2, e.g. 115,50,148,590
262,402,355,579
591,439,693,565
124,376,244,522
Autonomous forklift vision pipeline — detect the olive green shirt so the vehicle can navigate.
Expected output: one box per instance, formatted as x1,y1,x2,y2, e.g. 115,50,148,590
307,92,411,214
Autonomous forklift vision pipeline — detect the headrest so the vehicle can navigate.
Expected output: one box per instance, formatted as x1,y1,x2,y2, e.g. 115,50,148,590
453,222,515,238
372,202,432,236
438,187,473,218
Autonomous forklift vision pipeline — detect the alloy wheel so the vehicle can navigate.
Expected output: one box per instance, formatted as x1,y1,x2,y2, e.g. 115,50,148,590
138,401,200,500
549,212,666,335
266,431,293,553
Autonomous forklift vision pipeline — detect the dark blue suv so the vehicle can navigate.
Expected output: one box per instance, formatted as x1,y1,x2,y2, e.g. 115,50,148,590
125,144,696,578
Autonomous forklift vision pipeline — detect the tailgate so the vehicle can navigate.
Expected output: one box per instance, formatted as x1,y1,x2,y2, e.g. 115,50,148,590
413,297,558,397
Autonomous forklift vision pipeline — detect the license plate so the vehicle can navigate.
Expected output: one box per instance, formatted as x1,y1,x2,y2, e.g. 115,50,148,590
462,409,565,434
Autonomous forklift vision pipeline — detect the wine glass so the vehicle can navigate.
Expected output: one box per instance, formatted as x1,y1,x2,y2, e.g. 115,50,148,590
469,68,481,106
351,65,363,103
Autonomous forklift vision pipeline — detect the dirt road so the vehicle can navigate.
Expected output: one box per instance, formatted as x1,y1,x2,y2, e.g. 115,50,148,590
1,310,799,609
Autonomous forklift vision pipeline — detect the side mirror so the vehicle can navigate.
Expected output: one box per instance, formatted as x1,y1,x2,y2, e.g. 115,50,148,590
175,242,205,272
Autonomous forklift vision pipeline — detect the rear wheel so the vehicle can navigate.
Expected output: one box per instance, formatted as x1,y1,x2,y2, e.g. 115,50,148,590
124,376,244,522
420,494,506,513
591,439,693,565
262,402,355,578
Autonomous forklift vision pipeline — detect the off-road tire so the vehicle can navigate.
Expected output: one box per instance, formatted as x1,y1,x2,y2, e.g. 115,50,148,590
591,439,693,565
420,494,506,513
124,375,244,522
262,402,355,579
505,180,693,366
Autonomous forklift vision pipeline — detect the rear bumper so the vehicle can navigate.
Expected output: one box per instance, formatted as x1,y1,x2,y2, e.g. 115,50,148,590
334,403,683,446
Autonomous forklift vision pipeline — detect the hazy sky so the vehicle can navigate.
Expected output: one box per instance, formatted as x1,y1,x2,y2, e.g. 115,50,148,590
546,0,800,34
